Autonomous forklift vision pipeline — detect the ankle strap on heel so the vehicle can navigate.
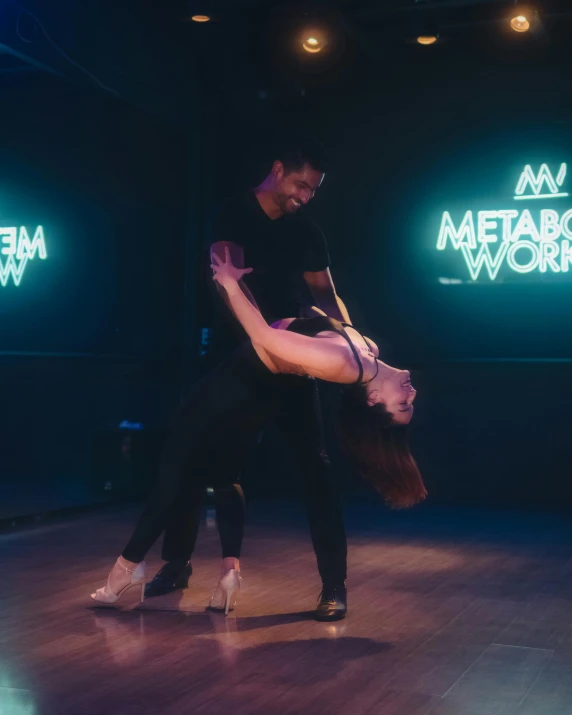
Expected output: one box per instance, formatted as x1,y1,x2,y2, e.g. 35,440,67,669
117,559,139,574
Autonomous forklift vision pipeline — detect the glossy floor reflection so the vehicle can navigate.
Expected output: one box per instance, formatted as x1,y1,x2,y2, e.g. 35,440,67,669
1,500,572,714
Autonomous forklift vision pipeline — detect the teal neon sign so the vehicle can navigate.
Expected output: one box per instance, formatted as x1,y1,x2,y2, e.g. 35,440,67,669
0,226,47,287
436,163,572,281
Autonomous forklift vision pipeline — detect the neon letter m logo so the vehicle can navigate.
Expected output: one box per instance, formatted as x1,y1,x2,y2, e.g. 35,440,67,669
515,163,567,198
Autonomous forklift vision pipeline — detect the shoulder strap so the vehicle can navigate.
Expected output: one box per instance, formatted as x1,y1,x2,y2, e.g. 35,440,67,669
335,322,364,384
340,323,381,385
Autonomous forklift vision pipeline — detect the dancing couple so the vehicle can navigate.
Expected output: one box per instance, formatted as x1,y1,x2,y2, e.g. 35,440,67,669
90,137,425,621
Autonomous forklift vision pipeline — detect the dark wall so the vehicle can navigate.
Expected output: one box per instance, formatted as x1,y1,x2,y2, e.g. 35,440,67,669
0,77,186,357
0,0,194,124
408,362,572,510
0,73,190,515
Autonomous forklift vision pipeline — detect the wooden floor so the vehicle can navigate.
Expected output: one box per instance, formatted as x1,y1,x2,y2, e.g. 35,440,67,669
1,499,572,715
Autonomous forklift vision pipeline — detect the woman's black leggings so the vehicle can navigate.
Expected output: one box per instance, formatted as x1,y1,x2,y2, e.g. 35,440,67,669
122,344,280,563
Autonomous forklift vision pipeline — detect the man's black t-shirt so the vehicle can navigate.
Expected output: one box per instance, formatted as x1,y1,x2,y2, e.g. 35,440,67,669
206,191,330,358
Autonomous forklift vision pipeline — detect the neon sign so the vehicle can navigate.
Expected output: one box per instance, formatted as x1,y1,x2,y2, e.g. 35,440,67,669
0,226,47,287
436,163,572,281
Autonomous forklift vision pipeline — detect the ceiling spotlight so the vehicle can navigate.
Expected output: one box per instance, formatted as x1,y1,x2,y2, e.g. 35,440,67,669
411,9,439,47
192,14,210,22
510,13,530,32
303,36,323,53
417,34,438,45
508,2,538,33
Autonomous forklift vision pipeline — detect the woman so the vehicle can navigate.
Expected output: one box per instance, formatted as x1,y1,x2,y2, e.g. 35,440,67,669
91,249,425,613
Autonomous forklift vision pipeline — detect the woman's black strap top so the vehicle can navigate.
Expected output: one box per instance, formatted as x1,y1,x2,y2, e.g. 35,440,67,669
286,316,377,385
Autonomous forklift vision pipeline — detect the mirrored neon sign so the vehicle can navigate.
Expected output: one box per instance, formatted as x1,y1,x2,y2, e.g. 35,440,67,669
436,163,572,280
0,226,47,287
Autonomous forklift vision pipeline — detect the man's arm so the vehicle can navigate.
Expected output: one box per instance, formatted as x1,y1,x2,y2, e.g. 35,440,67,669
304,268,351,324
211,241,260,317
211,252,352,382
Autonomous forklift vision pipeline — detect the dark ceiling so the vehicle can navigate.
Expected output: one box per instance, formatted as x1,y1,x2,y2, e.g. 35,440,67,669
180,0,572,105
182,0,572,24
1,0,571,122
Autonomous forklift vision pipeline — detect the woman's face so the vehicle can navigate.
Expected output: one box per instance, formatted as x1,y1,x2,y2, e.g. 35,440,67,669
367,368,417,425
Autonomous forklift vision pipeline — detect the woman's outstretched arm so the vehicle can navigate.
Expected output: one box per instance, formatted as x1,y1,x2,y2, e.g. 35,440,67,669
211,249,354,383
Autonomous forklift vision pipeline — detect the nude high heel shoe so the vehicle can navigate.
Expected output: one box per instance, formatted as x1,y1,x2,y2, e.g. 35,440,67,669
91,559,147,605
208,569,242,615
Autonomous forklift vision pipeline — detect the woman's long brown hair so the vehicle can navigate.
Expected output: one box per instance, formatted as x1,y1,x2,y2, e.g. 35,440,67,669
337,385,427,509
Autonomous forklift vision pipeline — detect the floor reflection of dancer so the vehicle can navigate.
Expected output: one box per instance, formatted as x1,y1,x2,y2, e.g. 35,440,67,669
90,139,425,619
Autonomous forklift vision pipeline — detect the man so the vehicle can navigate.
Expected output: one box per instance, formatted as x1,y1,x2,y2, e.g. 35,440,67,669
145,137,350,621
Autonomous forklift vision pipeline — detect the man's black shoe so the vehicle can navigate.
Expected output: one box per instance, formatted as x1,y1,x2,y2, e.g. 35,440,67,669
314,583,347,622
144,561,192,599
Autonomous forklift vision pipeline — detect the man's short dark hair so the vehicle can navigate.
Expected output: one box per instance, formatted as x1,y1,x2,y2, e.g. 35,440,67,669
276,136,329,175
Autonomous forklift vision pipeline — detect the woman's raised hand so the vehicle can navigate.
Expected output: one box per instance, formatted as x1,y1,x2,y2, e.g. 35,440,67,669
211,246,253,288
